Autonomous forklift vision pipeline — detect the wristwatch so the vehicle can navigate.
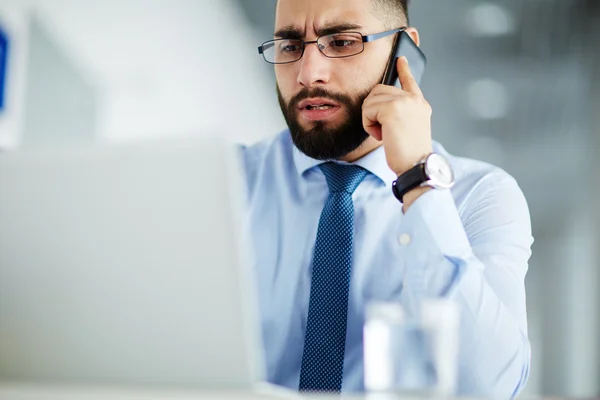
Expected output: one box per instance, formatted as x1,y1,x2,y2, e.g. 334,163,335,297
392,153,455,203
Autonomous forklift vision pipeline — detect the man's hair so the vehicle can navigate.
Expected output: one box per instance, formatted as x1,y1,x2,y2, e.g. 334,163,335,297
275,0,410,29
372,0,409,28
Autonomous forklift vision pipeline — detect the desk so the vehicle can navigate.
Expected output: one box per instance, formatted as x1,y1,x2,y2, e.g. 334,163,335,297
0,385,583,400
0,384,325,400
0,385,280,400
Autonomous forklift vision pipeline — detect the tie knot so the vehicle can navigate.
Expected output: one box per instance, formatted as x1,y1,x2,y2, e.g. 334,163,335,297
319,162,368,194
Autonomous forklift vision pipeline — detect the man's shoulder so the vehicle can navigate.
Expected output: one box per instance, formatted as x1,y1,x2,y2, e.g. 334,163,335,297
238,130,293,199
434,141,525,210
435,141,516,185
241,129,292,163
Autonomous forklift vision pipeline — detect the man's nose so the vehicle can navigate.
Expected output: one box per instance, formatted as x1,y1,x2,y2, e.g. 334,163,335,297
297,43,331,88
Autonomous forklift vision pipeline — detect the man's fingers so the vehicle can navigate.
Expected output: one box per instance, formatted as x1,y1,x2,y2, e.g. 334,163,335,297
365,84,417,102
362,102,383,141
397,56,423,96
366,84,399,97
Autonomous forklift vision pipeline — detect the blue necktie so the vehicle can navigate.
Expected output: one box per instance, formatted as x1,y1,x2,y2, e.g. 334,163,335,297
299,162,368,393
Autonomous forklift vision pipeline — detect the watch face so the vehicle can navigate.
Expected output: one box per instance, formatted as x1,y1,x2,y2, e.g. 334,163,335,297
425,153,454,188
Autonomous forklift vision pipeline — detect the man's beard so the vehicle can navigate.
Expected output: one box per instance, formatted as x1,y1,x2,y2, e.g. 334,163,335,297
277,85,371,160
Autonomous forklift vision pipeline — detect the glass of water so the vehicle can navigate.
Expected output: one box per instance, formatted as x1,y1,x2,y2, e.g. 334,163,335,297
364,299,460,397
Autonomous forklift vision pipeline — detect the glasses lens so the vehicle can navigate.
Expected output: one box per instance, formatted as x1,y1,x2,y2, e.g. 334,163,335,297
319,32,364,58
262,39,303,64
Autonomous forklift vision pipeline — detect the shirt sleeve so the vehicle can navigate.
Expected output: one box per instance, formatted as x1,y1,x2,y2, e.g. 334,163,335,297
396,171,533,398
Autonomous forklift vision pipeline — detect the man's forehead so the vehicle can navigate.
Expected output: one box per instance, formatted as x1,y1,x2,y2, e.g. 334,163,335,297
275,0,377,35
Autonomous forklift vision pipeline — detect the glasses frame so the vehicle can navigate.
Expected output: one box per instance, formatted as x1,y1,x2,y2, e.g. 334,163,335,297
257,27,407,65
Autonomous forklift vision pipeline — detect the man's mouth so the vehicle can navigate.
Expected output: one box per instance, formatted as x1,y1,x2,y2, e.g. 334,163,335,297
296,97,343,122
298,98,340,110
306,104,335,111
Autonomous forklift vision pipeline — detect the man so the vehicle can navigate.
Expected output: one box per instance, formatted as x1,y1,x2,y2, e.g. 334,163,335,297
241,0,533,397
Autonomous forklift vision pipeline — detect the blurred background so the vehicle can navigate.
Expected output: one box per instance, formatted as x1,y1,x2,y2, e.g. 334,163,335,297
0,0,598,397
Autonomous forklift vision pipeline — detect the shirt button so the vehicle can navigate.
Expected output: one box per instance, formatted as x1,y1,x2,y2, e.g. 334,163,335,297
399,234,411,246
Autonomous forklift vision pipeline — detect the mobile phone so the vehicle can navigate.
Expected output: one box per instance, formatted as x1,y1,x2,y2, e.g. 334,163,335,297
381,30,427,88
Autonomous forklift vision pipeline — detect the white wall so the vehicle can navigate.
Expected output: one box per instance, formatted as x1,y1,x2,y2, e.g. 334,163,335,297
0,0,285,147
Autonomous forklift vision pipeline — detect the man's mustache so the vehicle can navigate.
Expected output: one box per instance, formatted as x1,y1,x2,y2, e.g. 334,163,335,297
289,87,354,110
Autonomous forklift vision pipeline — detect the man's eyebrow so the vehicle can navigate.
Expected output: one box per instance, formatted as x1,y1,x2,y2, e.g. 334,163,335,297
274,23,364,39
274,26,304,39
316,23,363,37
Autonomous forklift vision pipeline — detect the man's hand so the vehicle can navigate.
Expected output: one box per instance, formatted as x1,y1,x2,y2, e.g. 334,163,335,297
362,56,434,210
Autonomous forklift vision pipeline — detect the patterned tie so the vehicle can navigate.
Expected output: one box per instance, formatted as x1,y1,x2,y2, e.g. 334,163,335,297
299,162,369,393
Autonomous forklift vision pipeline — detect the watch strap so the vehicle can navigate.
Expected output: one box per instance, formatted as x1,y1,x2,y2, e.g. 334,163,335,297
392,163,428,203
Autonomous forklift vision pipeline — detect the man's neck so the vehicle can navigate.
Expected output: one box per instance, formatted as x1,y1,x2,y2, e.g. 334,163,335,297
339,137,382,163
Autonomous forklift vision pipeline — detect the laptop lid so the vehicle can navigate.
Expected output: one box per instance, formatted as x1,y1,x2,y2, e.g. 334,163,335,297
0,136,265,390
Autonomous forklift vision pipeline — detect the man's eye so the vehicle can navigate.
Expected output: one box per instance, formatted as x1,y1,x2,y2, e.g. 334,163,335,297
331,40,355,47
279,42,302,53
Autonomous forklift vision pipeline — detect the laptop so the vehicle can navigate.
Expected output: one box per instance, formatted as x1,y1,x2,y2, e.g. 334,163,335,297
0,136,285,395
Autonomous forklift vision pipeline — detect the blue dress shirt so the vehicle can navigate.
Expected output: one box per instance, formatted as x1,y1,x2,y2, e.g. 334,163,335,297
240,130,533,398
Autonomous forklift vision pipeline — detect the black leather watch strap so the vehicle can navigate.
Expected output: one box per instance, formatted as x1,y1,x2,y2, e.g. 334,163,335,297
392,163,429,203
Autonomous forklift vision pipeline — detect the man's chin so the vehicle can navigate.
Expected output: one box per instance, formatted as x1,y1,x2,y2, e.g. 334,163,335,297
295,116,345,132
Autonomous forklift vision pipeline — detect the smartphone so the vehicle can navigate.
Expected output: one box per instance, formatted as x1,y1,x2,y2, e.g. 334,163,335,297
381,30,427,88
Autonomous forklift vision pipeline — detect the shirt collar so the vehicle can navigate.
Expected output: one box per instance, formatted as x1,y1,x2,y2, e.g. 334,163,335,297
292,141,398,187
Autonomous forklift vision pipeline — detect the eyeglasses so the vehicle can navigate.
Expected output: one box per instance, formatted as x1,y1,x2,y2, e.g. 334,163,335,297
257,27,407,65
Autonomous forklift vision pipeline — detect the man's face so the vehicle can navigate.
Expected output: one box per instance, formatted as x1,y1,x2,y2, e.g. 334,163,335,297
275,0,395,160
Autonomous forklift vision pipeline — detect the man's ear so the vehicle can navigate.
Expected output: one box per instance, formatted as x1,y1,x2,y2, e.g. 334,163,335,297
405,27,420,46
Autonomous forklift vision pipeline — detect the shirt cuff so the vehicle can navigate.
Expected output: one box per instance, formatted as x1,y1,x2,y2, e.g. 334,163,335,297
397,189,477,302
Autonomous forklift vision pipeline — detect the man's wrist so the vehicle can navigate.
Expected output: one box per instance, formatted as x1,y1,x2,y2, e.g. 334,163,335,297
392,152,432,177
